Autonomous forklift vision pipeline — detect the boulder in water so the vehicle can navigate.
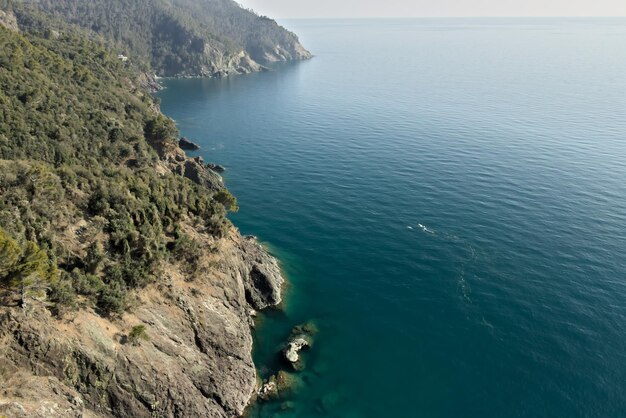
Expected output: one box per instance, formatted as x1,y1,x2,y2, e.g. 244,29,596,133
207,163,226,173
283,337,310,365
281,322,317,370
257,371,298,401
179,137,200,150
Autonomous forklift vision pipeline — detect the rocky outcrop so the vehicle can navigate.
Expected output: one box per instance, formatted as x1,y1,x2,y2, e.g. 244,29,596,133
179,137,200,151
151,138,224,191
238,236,284,310
207,163,226,173
137,72,162,93
0,9,18,32
281,323,317,371
257,42,312,64
283,338,310,366
197,48,266,79
0,228,284,418
180,158,224,190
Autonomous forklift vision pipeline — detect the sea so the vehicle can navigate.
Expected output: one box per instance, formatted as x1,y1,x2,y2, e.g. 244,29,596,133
157,18,626,418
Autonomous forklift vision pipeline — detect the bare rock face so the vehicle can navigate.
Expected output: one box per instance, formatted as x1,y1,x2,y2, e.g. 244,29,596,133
137,72,162,93
0,9,18,32
260,42,312,63
154,140,224,191
0,229,284,418
238,236,284,310
194,47,266,78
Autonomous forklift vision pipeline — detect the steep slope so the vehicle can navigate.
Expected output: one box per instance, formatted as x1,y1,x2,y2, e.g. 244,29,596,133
20,0,311,77
0,6,283,417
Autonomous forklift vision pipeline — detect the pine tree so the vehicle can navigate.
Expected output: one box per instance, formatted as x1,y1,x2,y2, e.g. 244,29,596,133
0,229,58,307
0,228,21,278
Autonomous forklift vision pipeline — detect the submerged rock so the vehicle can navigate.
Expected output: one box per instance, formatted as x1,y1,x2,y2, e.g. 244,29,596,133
258,379,278,401
319,391,342,413
257,371,298,401
179,137,200,150
291,321,319,337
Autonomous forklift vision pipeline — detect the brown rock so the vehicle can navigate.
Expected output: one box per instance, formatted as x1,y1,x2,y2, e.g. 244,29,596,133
0,228,284,418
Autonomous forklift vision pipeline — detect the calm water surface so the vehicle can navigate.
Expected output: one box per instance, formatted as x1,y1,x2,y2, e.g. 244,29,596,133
158,19,626,418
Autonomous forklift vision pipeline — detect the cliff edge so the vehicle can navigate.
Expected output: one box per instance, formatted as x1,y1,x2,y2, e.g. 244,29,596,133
0,228,282,418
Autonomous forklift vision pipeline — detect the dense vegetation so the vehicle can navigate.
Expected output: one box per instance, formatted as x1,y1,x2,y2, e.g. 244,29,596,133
17,0,309,76
0,9,235,315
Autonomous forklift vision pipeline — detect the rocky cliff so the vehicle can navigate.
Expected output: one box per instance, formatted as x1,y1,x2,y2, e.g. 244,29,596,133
0,227,283,418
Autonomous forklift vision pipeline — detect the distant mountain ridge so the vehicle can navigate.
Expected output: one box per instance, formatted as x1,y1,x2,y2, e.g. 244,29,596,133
18,0,311,77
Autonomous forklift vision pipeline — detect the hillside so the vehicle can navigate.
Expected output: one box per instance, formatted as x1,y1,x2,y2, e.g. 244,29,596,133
0,5,284,417
19,0,311,77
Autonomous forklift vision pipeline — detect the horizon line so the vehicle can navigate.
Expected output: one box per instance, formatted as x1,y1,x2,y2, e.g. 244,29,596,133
274,15,626,20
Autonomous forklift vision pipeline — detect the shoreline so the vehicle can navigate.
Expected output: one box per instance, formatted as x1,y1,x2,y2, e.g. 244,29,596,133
156,78,299,416
155,72,322,415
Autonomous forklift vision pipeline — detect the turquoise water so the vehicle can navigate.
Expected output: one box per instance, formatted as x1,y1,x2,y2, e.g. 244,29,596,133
157,19,626,418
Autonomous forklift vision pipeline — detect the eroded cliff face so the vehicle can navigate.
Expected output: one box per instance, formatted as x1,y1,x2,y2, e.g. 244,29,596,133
253,42,312,65
0,226,283,417
195,48,265,78
168,43,312,79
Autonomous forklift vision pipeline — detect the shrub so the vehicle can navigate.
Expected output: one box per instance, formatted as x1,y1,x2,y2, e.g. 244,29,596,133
85,242,104,274
69,269,104,299
128,324,149,346
214,189,239,212
97,278,127,315
48,277,77,316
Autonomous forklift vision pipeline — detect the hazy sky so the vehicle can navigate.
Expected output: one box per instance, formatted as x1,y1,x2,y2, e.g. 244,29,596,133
237,0,626,18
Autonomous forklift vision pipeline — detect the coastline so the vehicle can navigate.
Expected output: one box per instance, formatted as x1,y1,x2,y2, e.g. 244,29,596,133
0,55,301,418
155,70,320,415
0,4,312,416
154,79,297,415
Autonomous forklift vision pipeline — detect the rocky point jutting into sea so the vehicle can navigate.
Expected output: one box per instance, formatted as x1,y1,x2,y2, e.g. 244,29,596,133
0,1,310,417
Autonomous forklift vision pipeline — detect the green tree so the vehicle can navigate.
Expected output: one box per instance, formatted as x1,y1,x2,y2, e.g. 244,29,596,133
214,189,239,212
144,115,177,143
0,228,21,278
85,241,104,274
10,242,58,307
0,229,58,307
